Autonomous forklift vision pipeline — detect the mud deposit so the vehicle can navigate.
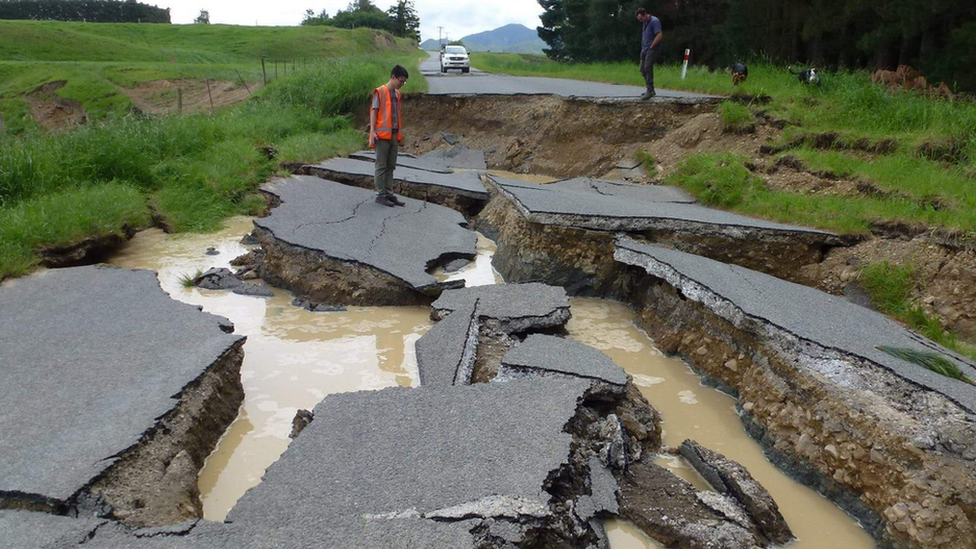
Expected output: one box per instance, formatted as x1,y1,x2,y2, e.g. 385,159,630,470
566,299,874,549
107,217,432,521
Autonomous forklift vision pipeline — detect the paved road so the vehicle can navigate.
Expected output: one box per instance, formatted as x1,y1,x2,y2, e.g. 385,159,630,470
420,53,715,100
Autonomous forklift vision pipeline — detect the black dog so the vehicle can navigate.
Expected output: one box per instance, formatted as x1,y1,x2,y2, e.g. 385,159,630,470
731,63,748,86
789,66,820,86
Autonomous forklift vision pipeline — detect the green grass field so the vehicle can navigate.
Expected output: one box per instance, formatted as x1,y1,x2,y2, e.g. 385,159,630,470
0,21,426,280
472,53,976,237
0,21,422,132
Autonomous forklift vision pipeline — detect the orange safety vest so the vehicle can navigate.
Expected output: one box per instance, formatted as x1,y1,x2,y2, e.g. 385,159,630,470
373,85,403,143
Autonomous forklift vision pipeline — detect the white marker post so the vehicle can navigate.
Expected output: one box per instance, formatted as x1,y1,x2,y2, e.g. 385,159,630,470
681,49,690,80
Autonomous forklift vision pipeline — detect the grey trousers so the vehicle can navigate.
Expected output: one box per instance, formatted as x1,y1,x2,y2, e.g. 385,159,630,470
374,138,398,197
640,48,657,93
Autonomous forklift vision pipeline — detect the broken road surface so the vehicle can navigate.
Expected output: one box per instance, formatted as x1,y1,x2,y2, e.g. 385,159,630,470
254,176,477,305
0,266,244,523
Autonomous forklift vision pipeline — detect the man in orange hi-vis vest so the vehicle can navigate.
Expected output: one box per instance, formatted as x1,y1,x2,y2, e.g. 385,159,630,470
369,65,409,207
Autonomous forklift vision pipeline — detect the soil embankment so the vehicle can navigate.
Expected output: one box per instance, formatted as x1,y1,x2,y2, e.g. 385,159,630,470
403,94,716,178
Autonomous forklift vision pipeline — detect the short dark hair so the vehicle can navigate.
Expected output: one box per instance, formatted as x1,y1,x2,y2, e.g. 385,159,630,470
636,8,647,16
391,65,409,79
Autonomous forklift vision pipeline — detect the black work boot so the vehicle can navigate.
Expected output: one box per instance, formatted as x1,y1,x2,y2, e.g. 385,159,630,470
375,194,395,207
390,195,406,207
640,90,656,100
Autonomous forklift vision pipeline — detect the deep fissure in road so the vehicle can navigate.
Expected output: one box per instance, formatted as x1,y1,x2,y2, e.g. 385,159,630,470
4,95,974,549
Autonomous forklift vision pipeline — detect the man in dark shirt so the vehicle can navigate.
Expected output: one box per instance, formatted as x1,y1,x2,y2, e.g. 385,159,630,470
636,8,663,100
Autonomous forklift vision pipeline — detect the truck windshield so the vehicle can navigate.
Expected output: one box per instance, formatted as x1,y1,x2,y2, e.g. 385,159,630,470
445,47,466,54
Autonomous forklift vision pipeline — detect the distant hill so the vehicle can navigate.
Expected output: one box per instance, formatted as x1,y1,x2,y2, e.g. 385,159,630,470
421,24,545,54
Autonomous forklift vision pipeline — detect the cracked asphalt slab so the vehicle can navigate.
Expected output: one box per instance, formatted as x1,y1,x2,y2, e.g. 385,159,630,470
489,174,838,237
500,334,629,387
431,282,571,332
227,380,590,530
307,157,488,199
0,266,243,505
256,176,477,292
417,298,480,387
420,54,718,102
4,382,590,548
0,511,108,548
614,237,976,412
547,176,696,204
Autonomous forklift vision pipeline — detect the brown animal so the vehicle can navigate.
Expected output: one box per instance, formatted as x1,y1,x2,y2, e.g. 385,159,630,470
872,65,954,100
872,69,899,87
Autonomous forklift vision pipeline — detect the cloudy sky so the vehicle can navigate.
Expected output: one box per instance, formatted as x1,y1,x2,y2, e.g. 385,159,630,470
156,1,543,43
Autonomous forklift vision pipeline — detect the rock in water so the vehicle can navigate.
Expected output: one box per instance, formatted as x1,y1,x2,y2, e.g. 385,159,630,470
193,268,242,290
679,440,794,545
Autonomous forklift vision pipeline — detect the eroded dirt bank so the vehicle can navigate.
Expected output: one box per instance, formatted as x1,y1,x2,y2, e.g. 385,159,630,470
644,110,976,341
403,94,716,178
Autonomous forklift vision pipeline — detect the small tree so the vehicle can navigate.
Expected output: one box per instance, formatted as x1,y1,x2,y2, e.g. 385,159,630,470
302,8,330,26
387,0,420,41
193,9,210,24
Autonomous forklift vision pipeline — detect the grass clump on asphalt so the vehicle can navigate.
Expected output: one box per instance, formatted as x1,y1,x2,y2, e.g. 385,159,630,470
719,101,753,133
877,346,975,385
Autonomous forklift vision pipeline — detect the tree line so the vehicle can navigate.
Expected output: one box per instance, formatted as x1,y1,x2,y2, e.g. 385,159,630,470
302,0,420,43
0,0,170,23
538,0,976,90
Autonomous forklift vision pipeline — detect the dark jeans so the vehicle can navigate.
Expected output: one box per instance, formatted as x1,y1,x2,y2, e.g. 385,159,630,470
640,48,658,93
374,138,398,197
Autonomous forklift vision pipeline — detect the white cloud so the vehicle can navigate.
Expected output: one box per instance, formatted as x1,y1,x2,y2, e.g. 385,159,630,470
156,0,543,42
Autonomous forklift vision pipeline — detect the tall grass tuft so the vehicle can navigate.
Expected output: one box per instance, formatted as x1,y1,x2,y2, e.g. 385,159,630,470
719,101,753,133
877,346,974,385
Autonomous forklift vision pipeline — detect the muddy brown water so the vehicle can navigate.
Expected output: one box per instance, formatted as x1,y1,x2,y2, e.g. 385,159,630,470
108,215,873,546
108,217,432,521
567,299,875,549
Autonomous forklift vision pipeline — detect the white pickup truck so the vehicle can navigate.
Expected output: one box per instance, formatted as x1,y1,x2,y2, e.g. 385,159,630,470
440,45,470,74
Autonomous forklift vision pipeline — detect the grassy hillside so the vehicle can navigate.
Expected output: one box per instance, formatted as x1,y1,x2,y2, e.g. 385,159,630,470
0,21,421,132
0,21,411,62
0,21,427,280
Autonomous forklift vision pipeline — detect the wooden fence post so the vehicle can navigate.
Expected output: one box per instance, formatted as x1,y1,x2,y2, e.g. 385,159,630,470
206,79,215,112
177,88,183,114
235,70,252,96
261,58,268,85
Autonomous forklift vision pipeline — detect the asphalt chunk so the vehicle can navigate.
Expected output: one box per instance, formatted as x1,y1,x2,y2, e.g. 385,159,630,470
614,237,976,412
0,266,243,508
226,380,590,539
431,282,571,334
489,174,837,237
499,334,629,387
256,176,476,297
